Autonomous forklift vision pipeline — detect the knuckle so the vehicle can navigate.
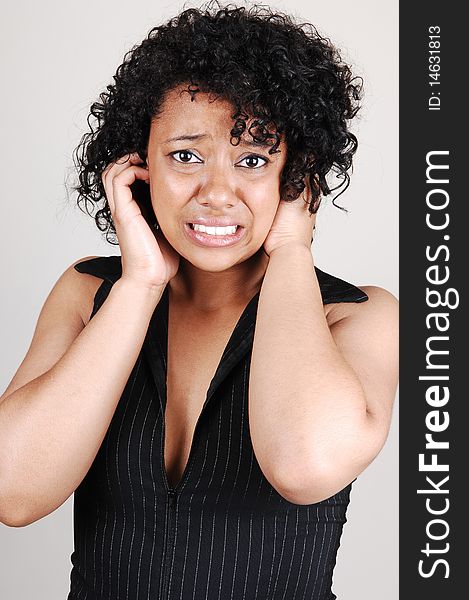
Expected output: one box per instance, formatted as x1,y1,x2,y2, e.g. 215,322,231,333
117,153,132,165
112,170,126,186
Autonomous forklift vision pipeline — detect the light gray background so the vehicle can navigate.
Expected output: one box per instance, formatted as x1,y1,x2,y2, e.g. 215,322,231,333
0,1,398,598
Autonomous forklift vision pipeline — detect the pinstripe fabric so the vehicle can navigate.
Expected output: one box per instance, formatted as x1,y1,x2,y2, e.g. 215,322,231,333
69,255,369,600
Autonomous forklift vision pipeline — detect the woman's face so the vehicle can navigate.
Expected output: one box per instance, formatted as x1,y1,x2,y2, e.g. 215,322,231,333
146,84,287,272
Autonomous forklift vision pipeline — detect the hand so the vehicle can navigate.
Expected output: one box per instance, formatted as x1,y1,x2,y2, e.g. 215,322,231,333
262,178,317,257
102,152,180,290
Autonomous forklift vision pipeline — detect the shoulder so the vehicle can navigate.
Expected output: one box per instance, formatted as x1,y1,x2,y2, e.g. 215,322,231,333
347,284,398,313
69,255,102,276
326,285,399,360
350,285,398,319
66,255,105,325
360,285,399,311
327,285,399,439
0,256,105,403
326,284,398,326
53,254,103,297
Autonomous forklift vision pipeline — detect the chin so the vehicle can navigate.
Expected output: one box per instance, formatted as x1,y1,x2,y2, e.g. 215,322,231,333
177,244,262,272
183,253,244,272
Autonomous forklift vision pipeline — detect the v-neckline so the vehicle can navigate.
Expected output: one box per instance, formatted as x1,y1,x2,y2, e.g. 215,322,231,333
143,284,262,493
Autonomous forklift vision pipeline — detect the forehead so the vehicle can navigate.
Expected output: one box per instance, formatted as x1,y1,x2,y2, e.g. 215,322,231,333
152,85,235,130
150,84,285,150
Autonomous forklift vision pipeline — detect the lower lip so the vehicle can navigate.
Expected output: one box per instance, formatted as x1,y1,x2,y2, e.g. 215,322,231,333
184,223,246,248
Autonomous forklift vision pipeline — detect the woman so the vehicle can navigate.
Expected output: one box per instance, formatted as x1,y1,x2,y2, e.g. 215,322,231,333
0,2,398,599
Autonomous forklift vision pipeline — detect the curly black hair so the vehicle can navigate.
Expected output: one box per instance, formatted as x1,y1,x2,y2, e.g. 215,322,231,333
72,0,363,244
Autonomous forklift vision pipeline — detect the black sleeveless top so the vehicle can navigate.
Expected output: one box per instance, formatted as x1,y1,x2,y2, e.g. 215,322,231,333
68,255,368,600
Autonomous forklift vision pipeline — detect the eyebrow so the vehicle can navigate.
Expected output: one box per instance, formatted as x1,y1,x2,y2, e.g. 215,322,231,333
163,133,275,149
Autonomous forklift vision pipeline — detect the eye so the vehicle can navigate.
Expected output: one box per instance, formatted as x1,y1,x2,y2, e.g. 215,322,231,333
237,154,269,169
170,150,202,164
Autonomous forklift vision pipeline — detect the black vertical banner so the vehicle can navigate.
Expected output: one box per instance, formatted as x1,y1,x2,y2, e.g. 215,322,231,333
400,3,467,598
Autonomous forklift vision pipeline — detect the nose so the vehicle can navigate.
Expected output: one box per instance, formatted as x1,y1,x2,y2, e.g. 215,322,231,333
194,165,238,210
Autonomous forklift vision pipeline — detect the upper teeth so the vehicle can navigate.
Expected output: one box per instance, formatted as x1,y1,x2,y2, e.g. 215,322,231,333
192,224,238,235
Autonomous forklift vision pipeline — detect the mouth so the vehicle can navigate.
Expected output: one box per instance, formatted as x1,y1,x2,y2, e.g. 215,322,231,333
188,223,240,234
184,222,246,247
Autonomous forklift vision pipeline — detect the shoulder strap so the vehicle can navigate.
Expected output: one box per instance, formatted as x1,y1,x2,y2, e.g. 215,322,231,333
73,255,122,284
74,256,122,321
314,266,369,304
73,256,368,313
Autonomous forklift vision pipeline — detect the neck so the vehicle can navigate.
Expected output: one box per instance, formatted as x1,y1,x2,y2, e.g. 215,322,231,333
167,248,269,312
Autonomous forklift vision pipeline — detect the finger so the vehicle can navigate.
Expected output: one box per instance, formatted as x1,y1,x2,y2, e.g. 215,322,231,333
102,152,145,182
115,152,146,168
102,153,147,217
111,165,150,218
102,152,145,187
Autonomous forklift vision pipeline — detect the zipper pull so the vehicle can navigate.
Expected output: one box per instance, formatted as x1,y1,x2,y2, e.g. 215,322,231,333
168,488,177,506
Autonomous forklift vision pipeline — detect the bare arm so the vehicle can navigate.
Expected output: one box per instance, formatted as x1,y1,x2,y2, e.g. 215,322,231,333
0,260,163,527
248,244,399,504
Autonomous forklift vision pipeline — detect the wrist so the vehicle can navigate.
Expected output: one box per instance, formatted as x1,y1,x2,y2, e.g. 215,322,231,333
112,276,166,304
268,242,313,260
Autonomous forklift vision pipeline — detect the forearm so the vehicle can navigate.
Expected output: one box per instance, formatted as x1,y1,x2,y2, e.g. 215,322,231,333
0,278,163,526
249,244,370,490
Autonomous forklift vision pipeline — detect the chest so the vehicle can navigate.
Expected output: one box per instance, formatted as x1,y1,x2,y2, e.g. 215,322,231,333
163,306,245,489
162,301,335,490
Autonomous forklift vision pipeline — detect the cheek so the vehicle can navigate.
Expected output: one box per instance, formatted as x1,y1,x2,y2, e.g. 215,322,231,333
148,158,189,205
250,198,280,238
149,178,185,218
250,182,281,214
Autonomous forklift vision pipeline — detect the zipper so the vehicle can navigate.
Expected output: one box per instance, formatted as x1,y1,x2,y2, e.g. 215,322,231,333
161,487,178,599
160,431,200,599
159,409,197,599
159,388,210,597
